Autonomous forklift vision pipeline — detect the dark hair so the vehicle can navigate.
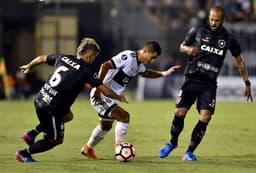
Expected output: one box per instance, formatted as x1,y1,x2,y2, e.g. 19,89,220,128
144,41,162,55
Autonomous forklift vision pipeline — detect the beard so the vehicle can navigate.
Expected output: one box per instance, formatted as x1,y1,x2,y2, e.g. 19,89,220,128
210,25,220,32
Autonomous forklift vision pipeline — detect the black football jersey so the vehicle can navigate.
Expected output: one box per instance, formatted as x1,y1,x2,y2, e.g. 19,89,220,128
182,25,241,80
35,54,102,115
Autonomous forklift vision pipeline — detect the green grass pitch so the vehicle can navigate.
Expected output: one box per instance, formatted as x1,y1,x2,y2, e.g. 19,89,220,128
0,99,255,173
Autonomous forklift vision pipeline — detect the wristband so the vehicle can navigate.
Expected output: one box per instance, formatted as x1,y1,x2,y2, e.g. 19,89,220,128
161,71,167,77
245,80,251,86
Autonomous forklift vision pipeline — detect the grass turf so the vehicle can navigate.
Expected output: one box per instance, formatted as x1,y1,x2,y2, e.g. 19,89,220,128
0,99,255,173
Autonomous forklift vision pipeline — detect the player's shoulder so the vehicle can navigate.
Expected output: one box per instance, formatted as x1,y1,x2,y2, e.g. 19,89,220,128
48,54,75,60
220,26,233,36
116,50,136,60
187,25,204,34
219,26,237,41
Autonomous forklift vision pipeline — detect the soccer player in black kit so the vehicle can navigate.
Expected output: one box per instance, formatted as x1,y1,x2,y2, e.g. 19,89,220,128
159,6,253,161
15,37,128,162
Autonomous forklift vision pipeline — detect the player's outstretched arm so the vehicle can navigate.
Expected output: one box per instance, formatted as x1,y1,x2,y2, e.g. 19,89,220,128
234,55,253,102
97,84,128,103
163,65,181,76
19,55,48,74
141,65,181,78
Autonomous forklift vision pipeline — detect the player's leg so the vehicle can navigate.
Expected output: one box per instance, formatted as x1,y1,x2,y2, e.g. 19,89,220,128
81,120,113,160
82,87,130,159
21,111,73,146
182,109,212,161
160,82,196,158
182,86,216,161
21,124,42,146
16,137,63,163
62,111,74,122
81,105,129,159
88,120,113,148
81,106,128,160
81,91,117,160
16,108,65,163
111,106,130,145
159,108,187,158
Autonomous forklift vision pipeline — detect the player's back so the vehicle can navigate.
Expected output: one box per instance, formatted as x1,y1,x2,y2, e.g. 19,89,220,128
36,54,98,114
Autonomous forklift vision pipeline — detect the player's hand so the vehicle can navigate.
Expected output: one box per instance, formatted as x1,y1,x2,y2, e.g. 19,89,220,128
119,95,128,104
186,46,199,56
19,64,31,74
91,89,101,104
165,65,181,76
244,86,253,102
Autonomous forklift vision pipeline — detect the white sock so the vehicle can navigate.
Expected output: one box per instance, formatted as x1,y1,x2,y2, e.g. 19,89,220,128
87,125,108,148
115,122,129,144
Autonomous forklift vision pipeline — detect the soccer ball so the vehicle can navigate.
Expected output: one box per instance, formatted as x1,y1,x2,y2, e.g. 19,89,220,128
115,142,136,162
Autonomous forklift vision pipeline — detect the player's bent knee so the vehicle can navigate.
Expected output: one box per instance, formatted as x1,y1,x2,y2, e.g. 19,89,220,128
200,115,211,123
175,108,187,117
120,111,130,122
63,112,74,122
101,122,113,131
50,138,64,145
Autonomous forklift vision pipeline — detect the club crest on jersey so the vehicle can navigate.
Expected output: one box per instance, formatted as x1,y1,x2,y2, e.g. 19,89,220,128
121,55,127,60
200,45,223,56
218,40,226,48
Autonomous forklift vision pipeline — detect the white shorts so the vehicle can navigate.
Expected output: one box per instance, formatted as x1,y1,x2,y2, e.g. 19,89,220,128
90,87,119,121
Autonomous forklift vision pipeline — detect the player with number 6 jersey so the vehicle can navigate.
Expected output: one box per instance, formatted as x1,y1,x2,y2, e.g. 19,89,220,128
15,37,128,163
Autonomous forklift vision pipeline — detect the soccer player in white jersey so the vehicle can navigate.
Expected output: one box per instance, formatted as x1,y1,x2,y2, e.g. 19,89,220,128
81,41,180,160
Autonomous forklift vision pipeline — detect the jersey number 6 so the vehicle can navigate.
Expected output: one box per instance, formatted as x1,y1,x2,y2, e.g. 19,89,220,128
49,66,69,87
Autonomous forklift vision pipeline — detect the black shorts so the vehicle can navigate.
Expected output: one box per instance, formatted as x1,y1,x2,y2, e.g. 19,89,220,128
176,76,217,114
34,100,65,141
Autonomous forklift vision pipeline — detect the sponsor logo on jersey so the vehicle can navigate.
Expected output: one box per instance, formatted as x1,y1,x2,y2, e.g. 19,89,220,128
200,45,223,56
197,61,219,72
61,57,81,70
40,83,58,105
202,37,210,42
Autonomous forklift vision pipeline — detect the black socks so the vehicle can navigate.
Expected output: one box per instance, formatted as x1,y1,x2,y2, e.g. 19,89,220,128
187,120,208,153
28,124,43,138
29,139,56,154
170,115,185,145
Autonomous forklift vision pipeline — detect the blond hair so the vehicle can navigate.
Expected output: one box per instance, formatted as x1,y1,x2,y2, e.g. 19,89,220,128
77,37,101,56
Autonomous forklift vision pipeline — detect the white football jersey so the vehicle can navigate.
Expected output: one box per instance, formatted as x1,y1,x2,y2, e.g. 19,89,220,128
103,50,146,94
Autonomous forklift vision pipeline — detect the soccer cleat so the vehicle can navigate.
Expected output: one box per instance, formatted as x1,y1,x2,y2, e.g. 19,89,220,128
15,151,37,163
21,132,35,146
159,142,177,158
182,152,197,161
81,145,98,160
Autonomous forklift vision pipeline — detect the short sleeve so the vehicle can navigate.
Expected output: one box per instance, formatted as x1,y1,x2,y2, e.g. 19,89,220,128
111,52,130,69
88,71,103,88
46,54,63,66
183,26,198,46
229,34,242,57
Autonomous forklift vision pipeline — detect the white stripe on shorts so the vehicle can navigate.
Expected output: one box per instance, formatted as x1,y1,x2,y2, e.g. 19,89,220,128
51,116,57,140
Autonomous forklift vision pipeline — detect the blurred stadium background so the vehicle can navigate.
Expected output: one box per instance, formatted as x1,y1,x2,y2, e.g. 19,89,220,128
0,0,255,101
